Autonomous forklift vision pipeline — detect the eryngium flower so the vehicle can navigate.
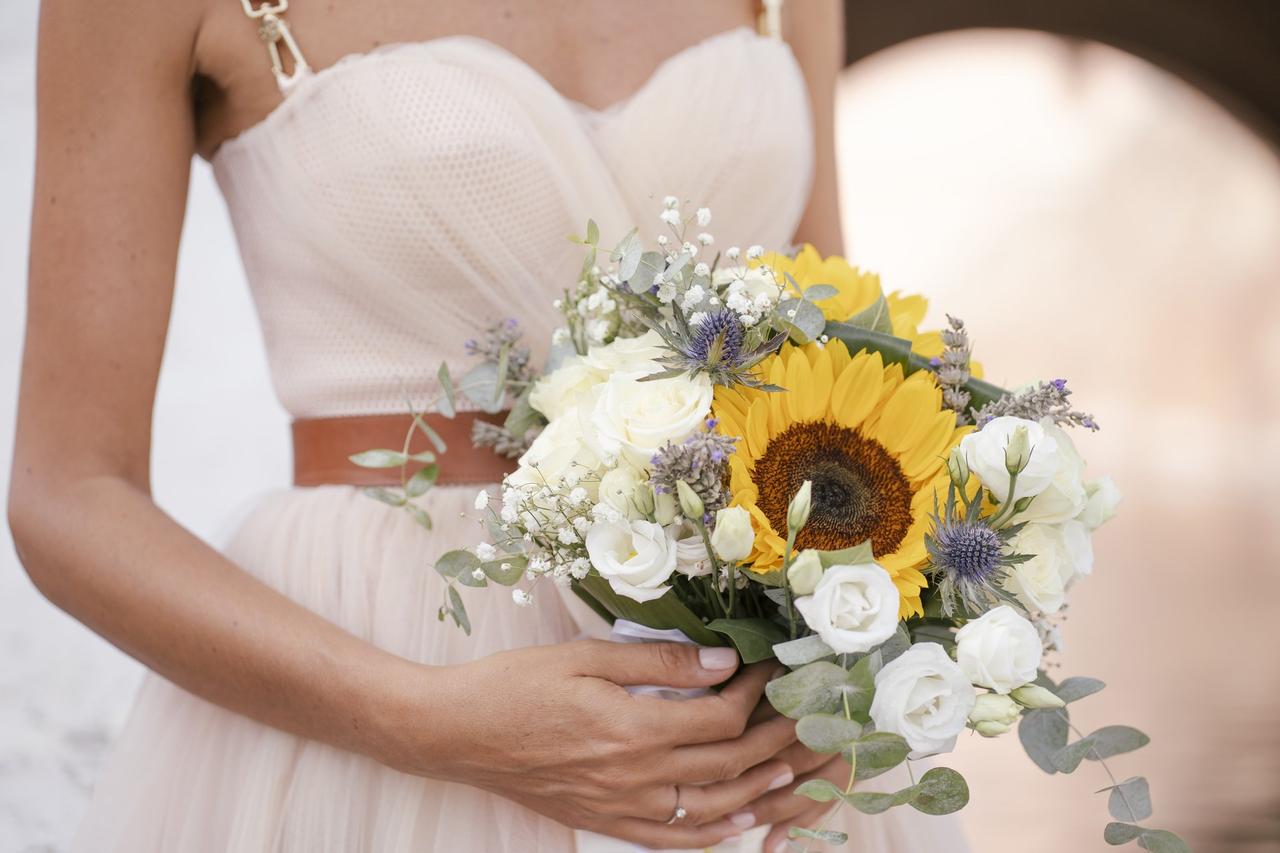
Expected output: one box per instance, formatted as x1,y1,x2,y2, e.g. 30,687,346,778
924,481,1029,618
645,305,785,389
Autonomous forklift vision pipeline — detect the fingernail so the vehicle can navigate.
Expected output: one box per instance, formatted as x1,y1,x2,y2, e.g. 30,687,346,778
699,647,738,670
768,768,794,791
728,810,756,830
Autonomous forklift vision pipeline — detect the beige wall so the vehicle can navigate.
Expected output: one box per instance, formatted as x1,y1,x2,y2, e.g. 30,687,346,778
836,30,1280,853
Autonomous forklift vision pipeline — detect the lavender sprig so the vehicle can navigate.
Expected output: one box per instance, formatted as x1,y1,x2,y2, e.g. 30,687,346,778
973,379,1099,431
648,419,738,517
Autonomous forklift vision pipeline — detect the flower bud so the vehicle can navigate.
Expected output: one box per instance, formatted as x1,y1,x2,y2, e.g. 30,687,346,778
974,719,1015,737
1004,426,1033,476
968,693,1020,734
947,447,969,489
675,480,705,521
710,506,754,563
1010,684,1065,709
632,482,655,517
787,480,813,531
787,549,824,595
653,490,678,525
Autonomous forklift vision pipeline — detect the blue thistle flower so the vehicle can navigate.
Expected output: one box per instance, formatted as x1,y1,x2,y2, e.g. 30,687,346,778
924,480,1030,617
686,309,745,369
931,519,1002,585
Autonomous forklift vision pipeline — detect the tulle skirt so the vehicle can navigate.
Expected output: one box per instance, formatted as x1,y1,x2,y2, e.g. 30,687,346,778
73,485,969,852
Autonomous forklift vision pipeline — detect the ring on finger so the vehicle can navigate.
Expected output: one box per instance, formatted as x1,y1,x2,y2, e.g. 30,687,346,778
665,786,688,825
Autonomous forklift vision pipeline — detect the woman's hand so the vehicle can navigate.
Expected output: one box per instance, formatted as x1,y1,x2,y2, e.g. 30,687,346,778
751,750,849,853
376,640,800,848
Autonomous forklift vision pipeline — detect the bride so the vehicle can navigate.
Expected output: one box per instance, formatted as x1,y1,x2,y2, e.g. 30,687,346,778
11,0,966,850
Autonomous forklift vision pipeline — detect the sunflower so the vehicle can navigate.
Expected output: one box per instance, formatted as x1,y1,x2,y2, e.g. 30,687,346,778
712,339,972,618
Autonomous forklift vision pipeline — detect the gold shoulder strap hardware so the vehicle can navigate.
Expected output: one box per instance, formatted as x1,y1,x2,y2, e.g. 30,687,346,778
758,0,784,40
239,0,312,92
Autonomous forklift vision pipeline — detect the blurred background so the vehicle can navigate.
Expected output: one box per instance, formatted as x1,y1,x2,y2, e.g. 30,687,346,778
2,1,1277,850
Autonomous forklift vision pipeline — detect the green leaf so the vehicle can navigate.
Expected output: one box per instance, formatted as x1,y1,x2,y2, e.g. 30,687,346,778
1136,830,1191,852
437,362,456,418
815,540,875,568
1019,708,1069,774
447,586,471,635
1104,823,1144,845
1105,776,1153,822
788,827,848,844
847,790,909,815
404,504,433,530
586,218,599,246
793,778,843,803
850,732,910,780
706,618,788,664
766,661,848,719
362,486,406,507
1052,738,1095,773
844,293,894,335
613,228,643,281
773,634,836,667
493,343,510,407
908,767,970,815
628,251,665,290
1056,676,1106,704
796,713,863,753
775,298,825,345
574,573,723,646
458,363,505,414
803,283,839,302
867,626,912,672
843,655,876,723
435,550,480,580
504,389,542,436
1087,726,1151,760
349,449,407,468
413,415,447,453
481,555,527,586
405,464,439,498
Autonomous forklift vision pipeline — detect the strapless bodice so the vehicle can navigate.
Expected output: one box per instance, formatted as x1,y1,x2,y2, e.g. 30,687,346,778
212,27,813,417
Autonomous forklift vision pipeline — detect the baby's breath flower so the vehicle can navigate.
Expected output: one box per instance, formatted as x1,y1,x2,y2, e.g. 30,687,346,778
696,207,712,227
663,195,679,209
746,245,764,260
697,232,714,246
473,489,489,510
726,246,741,261
475,542,497,561
660,208,682,227
693,262,710,277
512,589,534,607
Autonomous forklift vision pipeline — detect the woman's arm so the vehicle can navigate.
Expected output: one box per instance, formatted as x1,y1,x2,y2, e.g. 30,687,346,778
787,0,846,255
10,3,796,846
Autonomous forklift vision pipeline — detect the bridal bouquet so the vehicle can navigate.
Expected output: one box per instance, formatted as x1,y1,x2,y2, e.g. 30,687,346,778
358,198,1187,851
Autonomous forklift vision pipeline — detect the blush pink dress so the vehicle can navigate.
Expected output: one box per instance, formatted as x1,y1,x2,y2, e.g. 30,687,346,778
72,11,969,853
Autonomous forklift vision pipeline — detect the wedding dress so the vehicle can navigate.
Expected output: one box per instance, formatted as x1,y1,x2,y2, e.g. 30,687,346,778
73,11,969,853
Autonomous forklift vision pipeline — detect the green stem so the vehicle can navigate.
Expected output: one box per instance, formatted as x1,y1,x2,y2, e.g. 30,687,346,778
782,527,799,639
1055,710,1139,823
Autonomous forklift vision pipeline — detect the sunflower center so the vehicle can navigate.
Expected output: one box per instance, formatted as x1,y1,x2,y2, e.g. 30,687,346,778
752,421,914,556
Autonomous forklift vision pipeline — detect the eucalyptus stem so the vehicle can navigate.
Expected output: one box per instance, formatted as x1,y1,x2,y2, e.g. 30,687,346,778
1055,710,1139,823
782,526,799,639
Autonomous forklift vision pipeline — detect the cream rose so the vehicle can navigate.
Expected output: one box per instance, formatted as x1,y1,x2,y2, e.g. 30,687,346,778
585,519,679,602
960,416,1059,503
582,330,667,373
870,643,977,757
1002,523,1075,613
1016,421,1087,523
590,370,713,467
955,605,1043,694
528,355,601,421
709,506,754,563
793,563,900,654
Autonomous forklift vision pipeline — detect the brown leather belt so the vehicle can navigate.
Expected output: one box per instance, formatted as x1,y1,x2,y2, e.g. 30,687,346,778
292,412,517,487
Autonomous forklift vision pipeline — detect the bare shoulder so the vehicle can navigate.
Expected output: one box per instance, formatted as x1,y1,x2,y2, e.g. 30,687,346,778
783,0,844,73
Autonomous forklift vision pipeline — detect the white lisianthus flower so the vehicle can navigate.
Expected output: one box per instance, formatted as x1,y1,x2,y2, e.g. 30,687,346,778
969,693,1021,737
955,605,1043,694
709,506,754,562
1016,421,1087,523
787,549,824,596
598,465,645,519
793,564,900,654
584,519,679,602
870,643,977,757
653,489,678,525
1076,476,1122,530
1002,523,1075,613
673,522,712,577
960,416,1059,503
529,354,601,420
591,370,713,467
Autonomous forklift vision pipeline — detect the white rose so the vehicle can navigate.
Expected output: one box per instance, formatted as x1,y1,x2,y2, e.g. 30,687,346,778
591,371,713,467
529,355,601,420
598,465,644,519
960,416,1059,503
582,330,667,374
1076,476,1121,530
955,605,1043,694
511,406,600,491
1002,523,1074,613
794,563,900,654
673,522,712,577
870,643,977,757
1016,421,1087,523
1060,519,1094,581
585,519,679,603
710,506,754,562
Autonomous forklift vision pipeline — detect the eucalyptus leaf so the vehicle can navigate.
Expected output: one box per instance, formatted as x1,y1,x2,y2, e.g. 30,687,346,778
843,655,876,723
1106,776,1153,822
404,504,433,531
793,778,843,803
706,618,788,664
775,298,825,345
850,732,910,780
803,283,839,302
1104,823,1144,845
846,790,909,815
1019,708,1069,774
908,767,970,815
844,293,894,335
435,550,480,580
796,713,863,753
1087,726,1151,760
788,827,848,844
493,344,510,407
586,218,599,246
349,449,407,469
1136,829,1191,852
362,486,406,507
413,415,448,454
1056,676,1106,704
613,229,643,281
437,362,456,418
482,555,527,586
869,626,912,670
1052,738,1096,773
773,634,835,667
766,662,848,719
447,586,471,635
628,251,666,291
458,363,505,414
504,389,542,436
405,464,439,498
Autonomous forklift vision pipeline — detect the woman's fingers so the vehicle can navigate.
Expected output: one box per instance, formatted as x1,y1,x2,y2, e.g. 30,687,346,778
762,800,837,853
667,712,797,783
573,639,741,689
771,738,837,777
643,661,779,744
744,757,850,850
584,814,745,850
618,758,795,826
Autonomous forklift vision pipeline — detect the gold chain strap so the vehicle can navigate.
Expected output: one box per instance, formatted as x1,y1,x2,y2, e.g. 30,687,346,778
239,0,311,92
758,0,784,40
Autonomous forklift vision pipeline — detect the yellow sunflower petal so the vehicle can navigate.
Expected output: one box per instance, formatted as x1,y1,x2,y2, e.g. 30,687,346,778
830,350,883,428
899,410,962,482
870,372,943,458
783,348,815,422
745,398,771,459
